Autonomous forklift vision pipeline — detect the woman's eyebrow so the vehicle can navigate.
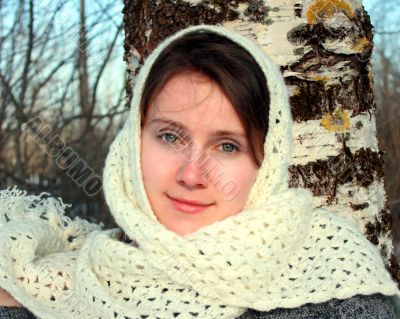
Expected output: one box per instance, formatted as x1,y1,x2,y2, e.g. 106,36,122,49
148,118,187,131
210,130,246,139
149,118,246,139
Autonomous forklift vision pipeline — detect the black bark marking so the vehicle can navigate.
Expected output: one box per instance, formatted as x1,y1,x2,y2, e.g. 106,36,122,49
289,144,384,201
284,9,374,121
389,254,400,289
244,0,271,24
365,206,393,246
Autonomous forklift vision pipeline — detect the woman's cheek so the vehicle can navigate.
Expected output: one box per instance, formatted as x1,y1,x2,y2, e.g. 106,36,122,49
223,158,257,200
143,142,179,186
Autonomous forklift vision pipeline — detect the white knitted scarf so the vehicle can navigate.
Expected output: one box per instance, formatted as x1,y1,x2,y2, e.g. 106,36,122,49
0,25,399,319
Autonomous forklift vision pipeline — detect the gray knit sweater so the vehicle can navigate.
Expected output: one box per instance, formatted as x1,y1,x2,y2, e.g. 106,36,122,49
0,294,397,319
238,294,398,318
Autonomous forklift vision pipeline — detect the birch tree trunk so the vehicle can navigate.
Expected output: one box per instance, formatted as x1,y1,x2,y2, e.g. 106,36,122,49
123,0,400,286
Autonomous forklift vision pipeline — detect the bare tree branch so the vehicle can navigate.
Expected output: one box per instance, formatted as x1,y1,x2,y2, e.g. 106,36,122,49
375,30,400,35
89,23,123,116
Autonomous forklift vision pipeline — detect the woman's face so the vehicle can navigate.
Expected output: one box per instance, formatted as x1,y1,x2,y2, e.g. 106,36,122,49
140,71,260,236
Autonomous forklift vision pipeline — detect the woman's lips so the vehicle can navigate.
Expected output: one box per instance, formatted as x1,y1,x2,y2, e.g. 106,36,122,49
167,195,213,214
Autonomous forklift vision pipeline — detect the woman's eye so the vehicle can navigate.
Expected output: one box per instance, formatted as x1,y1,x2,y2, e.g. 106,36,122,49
220,143,238,153
161,132,178,143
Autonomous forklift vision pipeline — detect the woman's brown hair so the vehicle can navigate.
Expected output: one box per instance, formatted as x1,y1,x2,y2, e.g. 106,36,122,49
140,31,270,166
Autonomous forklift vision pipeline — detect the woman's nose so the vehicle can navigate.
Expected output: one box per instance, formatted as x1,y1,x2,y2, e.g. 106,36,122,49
176,152,210,189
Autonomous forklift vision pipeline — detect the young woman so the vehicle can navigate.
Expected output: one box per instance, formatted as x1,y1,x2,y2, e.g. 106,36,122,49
0,25,399,319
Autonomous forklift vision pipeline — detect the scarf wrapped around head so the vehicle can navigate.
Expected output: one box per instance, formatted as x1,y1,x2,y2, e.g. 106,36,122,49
0,25,399,319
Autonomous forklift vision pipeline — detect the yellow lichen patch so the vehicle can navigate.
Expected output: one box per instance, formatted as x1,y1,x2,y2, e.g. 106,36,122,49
313,75,329,82
321,109,350,132
307,0,354,25
352,37,370,53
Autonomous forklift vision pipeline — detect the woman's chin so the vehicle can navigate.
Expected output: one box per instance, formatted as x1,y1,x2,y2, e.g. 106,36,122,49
160,216,207,236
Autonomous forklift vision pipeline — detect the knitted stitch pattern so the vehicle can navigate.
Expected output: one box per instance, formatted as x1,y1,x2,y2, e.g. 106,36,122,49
0,25,399,319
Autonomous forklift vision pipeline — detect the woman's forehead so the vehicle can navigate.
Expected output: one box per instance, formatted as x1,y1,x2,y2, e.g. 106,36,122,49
157,71,213,98
144,72,246,138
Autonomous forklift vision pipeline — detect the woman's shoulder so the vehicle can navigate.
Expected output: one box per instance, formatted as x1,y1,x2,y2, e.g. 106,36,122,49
239,294,398,319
